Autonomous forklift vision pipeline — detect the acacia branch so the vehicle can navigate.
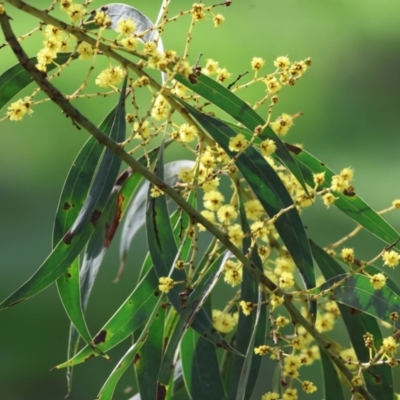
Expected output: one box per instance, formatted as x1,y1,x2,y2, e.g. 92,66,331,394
0,4,374,399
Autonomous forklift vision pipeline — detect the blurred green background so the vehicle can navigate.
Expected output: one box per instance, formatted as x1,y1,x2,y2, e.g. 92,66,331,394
1,0,400,399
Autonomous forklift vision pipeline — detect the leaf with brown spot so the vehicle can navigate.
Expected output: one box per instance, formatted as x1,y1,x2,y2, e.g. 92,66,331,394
54,267,160,369
93,330,107,345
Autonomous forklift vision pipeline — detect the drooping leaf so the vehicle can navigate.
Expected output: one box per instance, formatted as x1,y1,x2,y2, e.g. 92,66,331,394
55,106,118,365
54,267,160,369
319,349,345,400
96,295,165,400
288,144,400,252
310,272,400,329
158,250,230,387
310,240,394,398
0,76,127,309
146,141,235,355
180,298,226,400
0,53,73,111
173,73,308,193
180,102,315,294
228,197,267,400
120,160,195,271
128,361,185,400
221,119,400,254
134,306,166,400
234,288,263,400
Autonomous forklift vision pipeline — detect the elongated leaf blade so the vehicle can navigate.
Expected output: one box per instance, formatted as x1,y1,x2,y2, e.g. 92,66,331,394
0,77,127,309
96,298,165,400
234,288,263,400
173,73,307,193
181,103,315,293
311,272,400,328
120,160,195,270
54,267,160,369
134,306,165,400
319,349,345,400
180,299,226,400
146,142,234,354
229,199,267,400
158,251,230,387
288,145,400,251
311,240,394,398
55,107,118,356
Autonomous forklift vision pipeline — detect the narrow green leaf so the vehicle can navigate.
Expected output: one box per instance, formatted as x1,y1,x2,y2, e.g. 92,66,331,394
0,53,73,111
311,240,395,398
182,103,315,293
54,267,160,369
53,109,116,243
228,198,267,400
173,73,308,193
79,146,167,311
289,145,400,251
311,272,400,328
96,295,165,400
120,160,194,272
55,106,118,369
319,349,345,400
146,142,235,354
181,299,226,400
158,251,231,387
234,288,263,400
0,77,127,309
134,307,166,400
220,120,400,253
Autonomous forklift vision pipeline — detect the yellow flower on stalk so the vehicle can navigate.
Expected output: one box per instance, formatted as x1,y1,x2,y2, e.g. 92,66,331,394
217,204,238,224
382,250,400,268
213,14,225,27
227,224,244,247
261,392,280,400
158,277,174,293
251,57,265,71
260,138,277,156
270,113,293,136
278,271,295,289
239,301,253,316
216,67,231,83
302,381,317,394
7,97,33,121
370,273,386,290
274,55,290,69
95,66,125,88
203,59,219,76
203,190,224,211
94,11,111,27
228,133,247,152
341,248,354,263
116,19,137,36
77,42,94,60
67,4,86,23
212,310,238,333
223,260,242,287
254,345,272,356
